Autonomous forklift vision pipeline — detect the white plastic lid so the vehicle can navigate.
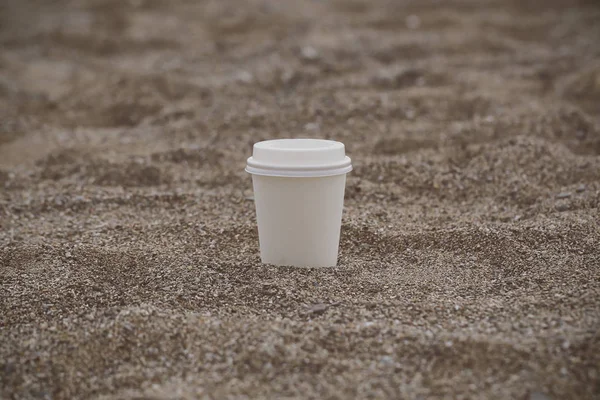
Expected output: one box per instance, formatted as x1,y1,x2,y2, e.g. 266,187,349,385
246,139,352,177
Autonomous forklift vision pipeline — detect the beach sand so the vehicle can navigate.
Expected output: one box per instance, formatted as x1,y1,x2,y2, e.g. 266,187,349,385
1,0,599,398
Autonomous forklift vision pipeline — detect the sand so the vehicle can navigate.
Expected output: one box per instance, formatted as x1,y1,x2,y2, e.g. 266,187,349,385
1,0,600,398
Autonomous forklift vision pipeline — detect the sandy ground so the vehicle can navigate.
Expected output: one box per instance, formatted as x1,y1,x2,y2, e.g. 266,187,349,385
1,0,600,398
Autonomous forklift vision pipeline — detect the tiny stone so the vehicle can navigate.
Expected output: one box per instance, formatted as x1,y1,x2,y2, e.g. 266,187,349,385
372,70,394,87
576,184,586,193
301,46,319,61
306,303,330,315
304,122,320,131
556,192,571,199
555,203,569,212
380,356,394,366
235,71,254,84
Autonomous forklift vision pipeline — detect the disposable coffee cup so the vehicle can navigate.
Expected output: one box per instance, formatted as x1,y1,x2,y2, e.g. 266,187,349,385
246,139,352,267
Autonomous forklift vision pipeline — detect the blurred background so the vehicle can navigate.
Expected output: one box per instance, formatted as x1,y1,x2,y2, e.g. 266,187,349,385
1,0,599,399
1,0,599,168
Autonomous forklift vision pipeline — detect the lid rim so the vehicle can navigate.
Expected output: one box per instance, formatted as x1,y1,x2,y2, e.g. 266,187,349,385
246,156,351,171
246,164,352,178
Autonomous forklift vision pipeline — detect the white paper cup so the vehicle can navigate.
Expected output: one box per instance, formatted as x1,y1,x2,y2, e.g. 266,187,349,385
246,139,352,267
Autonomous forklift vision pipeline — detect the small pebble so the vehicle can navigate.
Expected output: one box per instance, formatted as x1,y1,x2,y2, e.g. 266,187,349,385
304,122,320,132
372,70,394,87
556,192,571,199
576,184,586,193
301,46,319,61
305,303,330,315
380,356,394,366
235,71,254,84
